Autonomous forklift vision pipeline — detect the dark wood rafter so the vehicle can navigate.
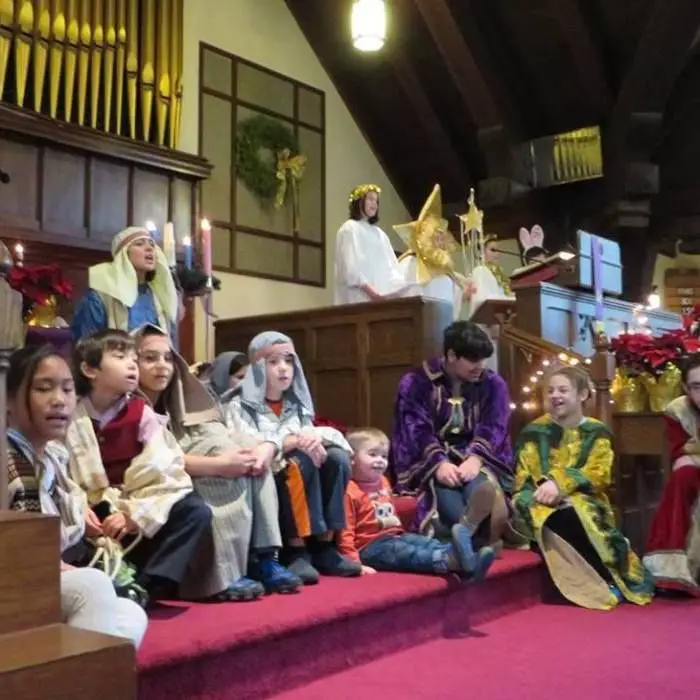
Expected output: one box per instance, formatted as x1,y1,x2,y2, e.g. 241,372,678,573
386,49,469,193
547,0,612,117
412,0,514,179
605,0,700,192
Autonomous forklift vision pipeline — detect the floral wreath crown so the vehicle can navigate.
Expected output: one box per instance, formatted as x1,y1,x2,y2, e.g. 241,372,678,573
349,184,381,203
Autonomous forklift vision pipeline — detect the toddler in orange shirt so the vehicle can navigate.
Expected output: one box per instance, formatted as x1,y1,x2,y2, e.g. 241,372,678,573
337,428,494,577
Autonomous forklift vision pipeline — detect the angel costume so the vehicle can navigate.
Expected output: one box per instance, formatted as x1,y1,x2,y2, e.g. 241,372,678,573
72,227,179,342
334,184,418,305
394,184,464,320
7,429,147,648
132,325,299,600
65,389,212,597
644,396,700,595
225,331,361,582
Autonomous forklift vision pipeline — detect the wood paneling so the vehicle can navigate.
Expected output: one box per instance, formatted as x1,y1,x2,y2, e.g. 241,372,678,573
0,103,211,362
215,297,453,434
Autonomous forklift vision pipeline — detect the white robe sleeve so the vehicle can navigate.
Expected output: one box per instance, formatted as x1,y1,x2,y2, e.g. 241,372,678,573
467,265,506,318
335,221,368,289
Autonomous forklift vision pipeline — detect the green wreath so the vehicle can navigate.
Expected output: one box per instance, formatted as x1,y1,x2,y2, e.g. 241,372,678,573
235,114,300,204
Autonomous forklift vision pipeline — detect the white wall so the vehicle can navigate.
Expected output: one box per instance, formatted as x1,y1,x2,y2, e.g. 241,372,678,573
179,0,410,360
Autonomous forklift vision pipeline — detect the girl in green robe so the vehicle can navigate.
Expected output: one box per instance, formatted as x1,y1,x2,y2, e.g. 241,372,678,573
513,366,654,610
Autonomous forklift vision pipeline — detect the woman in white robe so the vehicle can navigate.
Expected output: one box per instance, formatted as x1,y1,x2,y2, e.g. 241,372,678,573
334,184,418,305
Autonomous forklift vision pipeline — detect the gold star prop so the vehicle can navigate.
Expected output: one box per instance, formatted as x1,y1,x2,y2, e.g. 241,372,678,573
393,184,462,285
458,188,484,235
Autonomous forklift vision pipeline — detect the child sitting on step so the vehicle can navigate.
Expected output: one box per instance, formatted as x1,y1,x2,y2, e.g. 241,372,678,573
5,343,147,647
337,427,489,578
66,329,212,603
134,324,301,601
225,331,361,584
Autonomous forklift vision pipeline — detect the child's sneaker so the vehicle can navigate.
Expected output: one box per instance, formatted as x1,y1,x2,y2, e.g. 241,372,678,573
311,544,362,577
451,523,477,573
283,547,321,585
609,583,625,604
254,557,303,594
213,577,265,602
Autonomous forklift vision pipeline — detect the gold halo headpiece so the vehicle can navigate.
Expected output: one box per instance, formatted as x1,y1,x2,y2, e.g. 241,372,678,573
349,184,382,203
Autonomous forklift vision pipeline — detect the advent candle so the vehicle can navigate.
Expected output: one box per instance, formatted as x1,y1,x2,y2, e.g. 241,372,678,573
182,236,193,270
592,235,604,331
201,218,212,278
14,243,23,267
163,221,176,267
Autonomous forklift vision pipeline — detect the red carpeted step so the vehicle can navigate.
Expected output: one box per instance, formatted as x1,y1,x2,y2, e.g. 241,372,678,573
138,550,541,700
269,598,700,700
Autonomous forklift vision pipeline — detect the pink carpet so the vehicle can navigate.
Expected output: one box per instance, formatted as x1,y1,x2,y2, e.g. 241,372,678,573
270,598,700,700
137,550,541,699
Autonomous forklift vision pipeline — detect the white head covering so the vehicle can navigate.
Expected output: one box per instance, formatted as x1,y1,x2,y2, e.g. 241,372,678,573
89,226,179,323
239,331,315,419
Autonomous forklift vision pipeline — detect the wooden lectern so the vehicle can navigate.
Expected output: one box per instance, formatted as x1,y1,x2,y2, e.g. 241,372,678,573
469,298,516,328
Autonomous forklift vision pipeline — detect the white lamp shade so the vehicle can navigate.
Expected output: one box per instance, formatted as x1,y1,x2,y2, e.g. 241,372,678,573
352,0,386,52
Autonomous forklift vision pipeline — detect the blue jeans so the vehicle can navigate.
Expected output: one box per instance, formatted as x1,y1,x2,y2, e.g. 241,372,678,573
275,447,351,540
360,533,451,574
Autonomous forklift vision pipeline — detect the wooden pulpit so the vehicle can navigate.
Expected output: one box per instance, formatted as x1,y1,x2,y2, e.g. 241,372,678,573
215,296,454,435
469,298,516,327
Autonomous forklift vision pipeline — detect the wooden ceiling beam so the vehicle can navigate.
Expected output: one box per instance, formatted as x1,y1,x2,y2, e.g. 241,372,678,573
411,0,514,178
606,0,700,184
546,0,612,116
387,49,470,196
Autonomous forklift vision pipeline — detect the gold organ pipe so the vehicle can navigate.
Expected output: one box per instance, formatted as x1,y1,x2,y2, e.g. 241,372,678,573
33,0,50,112
155,0,170,146
139,0,155,142
89,0,103,128
103,0,115,132
0,0,12,99
76,0,90,125
115,0,125,135
15,0,33,107
64,0,78,121
49,0,66,119
125,0,137,139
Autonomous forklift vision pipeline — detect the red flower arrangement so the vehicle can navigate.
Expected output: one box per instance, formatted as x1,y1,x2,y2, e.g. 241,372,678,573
8,263,73,317
611,328,700,376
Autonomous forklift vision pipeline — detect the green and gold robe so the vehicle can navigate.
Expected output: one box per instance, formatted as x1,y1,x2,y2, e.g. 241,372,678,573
513,414,654,609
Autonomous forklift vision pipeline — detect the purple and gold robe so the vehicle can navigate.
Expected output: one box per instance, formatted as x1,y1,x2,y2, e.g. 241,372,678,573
390,358,513,532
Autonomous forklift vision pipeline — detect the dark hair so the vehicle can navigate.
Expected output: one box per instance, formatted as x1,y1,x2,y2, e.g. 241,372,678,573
229,356,248,375
8,344,69,417
682,353,700,384
348,196,379,225
443,321,493,361
73,329,135,396
523,246,547,265
145,270,155,283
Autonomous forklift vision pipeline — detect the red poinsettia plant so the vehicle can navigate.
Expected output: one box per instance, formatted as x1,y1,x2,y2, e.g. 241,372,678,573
8,263,73,317
611,327,700,377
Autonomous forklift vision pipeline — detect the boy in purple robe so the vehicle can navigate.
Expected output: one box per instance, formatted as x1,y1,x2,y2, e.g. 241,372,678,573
390,321,514,573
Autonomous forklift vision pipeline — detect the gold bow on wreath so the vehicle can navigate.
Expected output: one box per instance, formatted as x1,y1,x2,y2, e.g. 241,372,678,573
275,148,307,233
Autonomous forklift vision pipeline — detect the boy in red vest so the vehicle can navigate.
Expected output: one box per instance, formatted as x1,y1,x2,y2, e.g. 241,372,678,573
66,329,212,603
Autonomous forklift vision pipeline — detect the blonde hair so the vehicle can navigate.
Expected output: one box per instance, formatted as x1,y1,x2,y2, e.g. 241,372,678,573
346,427,389,452
547,365,592,399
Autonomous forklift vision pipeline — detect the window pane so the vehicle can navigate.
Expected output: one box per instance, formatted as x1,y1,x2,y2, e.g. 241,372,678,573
298,88,323,128
212,226,232,270
236,232,294,279
238,63,294,118
201,94,232,223
298,244,323,284
202,49,232,96
297,126,323,243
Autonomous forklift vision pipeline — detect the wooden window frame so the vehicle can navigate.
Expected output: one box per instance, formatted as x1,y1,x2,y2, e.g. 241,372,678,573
198,42,326,287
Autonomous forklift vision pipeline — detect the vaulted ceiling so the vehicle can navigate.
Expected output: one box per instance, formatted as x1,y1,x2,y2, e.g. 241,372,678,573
285,0,700,229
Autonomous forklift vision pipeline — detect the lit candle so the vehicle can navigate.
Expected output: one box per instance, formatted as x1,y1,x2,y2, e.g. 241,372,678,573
182,236,193,270
163,221,176,267
201,218,212,277
14,243,23,266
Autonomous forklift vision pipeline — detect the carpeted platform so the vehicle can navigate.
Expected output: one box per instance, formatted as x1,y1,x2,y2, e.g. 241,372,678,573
270,597,700,700
137,549,541,700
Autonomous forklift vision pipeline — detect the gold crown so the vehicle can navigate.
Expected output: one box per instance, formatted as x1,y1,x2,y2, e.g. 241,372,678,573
349,184,381,203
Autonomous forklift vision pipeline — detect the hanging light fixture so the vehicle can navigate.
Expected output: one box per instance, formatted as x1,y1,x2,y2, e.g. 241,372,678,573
351,0,387,52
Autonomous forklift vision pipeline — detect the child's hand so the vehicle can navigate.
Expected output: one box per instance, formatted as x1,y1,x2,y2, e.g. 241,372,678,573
533,480,561,507
84,507,103,538
103,512,138,541
361,565,377,575
250,441,276,474
219,447,256,476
